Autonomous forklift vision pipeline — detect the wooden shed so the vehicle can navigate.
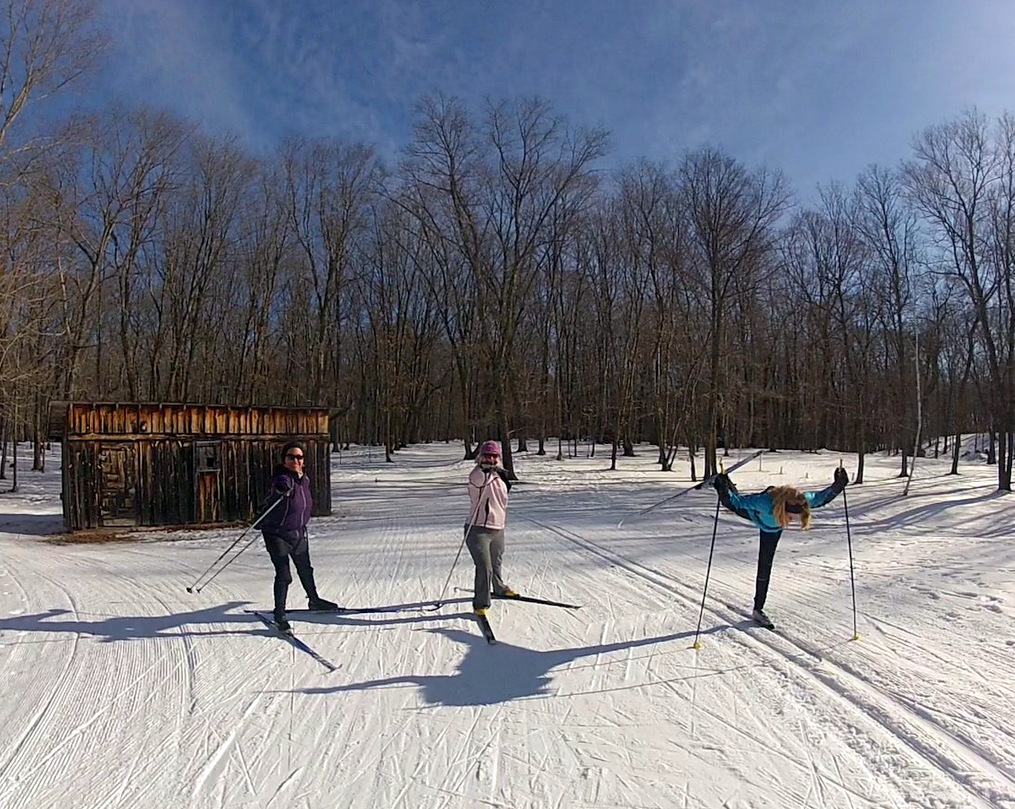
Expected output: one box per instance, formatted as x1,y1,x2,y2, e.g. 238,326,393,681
48,402,332,531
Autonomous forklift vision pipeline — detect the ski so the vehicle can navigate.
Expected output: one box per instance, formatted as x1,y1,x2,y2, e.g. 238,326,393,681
284,598,458,615
475,612,497,644
493,593,582,610
738,611,824,661
454,587,582,610
286,605,415,616
248,611,339,672
619,449,766,526
698,448,767,490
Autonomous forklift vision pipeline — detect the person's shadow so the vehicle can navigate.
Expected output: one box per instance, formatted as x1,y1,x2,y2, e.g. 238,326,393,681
0,601,261,642
0,599,474,642
296,622,730,706
0,511,65,536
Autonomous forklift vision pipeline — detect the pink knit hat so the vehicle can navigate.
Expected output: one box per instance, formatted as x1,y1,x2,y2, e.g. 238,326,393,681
479,440,501,457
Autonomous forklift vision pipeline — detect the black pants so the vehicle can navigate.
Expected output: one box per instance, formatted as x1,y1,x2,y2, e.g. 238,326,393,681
263,531,319,616
754,530,783,611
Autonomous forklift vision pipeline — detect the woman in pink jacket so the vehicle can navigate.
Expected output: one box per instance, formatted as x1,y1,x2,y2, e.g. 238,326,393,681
466,440,516,615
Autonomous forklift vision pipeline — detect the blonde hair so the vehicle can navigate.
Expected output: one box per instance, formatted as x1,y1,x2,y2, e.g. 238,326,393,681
769,486,811,529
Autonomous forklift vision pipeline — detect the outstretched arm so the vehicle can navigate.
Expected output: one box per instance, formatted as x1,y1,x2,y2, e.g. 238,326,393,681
807,467,848,509
270,472,295,499
714,475,761,522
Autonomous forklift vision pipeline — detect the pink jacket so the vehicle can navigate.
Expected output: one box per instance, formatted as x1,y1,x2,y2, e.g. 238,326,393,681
467,465,510,529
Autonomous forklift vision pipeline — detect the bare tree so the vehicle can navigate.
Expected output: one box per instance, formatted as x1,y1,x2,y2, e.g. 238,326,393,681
86,107,188,398
613,161,702,468
478,99,607,471
586,199,647,469
400,95,485,457
0,0,104,456
855,164,922,476
680,148,790,475
228,161,292,403
357,201,442,457
904,110,1014,490
0,0,104,169
400,95,607,469
0,179,55,480
157,135,254,400
282,137,379,406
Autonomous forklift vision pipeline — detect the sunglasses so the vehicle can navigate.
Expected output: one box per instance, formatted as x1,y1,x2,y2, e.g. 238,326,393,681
285,453,304,460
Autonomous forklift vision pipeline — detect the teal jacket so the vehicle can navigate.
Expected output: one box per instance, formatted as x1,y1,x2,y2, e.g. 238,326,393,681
720,483,842,534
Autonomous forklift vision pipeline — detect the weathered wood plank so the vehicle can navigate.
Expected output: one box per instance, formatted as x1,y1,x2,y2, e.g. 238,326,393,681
50,403,331,530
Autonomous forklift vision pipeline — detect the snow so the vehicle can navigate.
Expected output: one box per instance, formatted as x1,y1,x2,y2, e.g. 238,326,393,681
1,443,1014,809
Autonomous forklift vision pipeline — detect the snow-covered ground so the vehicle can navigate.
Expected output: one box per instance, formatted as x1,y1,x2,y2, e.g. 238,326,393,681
1,442,1014,809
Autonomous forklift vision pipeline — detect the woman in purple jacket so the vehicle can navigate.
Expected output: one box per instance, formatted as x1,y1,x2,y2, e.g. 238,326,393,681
261,441,337,631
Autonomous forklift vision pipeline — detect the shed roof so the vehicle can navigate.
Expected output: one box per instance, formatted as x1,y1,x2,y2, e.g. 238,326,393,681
49,402,332,439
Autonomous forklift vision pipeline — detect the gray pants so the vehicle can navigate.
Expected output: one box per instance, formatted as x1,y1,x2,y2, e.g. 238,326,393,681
464,524,506,609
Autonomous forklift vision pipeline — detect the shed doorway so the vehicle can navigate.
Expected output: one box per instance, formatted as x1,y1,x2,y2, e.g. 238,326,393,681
98,444,139,527
194,441,222,523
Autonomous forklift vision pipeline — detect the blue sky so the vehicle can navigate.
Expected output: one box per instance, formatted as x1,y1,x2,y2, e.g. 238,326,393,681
77,0,1015,200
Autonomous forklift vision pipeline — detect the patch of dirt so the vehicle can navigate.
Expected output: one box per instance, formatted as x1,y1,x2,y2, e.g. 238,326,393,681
47,522,248,545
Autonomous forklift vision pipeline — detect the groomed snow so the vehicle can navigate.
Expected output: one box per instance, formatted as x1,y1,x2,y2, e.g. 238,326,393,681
1,443,1014,808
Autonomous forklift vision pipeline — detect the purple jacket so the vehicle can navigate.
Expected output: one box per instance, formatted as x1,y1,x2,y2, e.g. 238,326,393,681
261,466,314,541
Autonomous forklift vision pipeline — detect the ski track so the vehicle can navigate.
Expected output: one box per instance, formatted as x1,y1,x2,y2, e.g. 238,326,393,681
4,448,1015,808
191,694,264,801
0,543,294,809
0,569,81,805
523,514,1015,809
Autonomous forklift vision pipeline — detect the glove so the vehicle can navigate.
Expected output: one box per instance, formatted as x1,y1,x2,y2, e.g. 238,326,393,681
495,467,514,491
711,473,731,497
833,467,849,490
272,474,295,498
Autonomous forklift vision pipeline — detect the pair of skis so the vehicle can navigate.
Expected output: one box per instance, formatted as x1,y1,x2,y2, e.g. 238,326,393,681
451,589,582,610
459,590,583,645
251,589,582,661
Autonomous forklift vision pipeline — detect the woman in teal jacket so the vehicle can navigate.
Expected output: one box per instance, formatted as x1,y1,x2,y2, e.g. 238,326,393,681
712,467,849,628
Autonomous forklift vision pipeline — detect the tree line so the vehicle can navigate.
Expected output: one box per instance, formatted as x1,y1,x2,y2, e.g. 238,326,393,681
1,0,1013,490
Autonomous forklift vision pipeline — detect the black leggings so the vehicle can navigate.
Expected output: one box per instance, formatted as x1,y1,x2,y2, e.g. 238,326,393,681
264,532,319,615
754,530,782,610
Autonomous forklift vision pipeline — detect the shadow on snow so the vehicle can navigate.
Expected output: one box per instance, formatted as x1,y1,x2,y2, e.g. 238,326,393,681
294,622,731,706
0,598,472,643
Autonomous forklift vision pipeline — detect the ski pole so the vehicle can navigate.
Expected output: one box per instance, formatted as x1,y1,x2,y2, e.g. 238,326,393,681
619,449,764,528
843,486,859,640
430,471,492,610
191,528,268,594
186,496,284,593
693,494,723,649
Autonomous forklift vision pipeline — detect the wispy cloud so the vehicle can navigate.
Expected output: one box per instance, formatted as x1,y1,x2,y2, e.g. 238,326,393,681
89,0,1015,198
96,0,257,141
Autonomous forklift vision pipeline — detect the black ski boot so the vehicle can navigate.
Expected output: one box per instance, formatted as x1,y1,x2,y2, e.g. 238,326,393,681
308,597,340,612
273,611,292,634
752,608,775,629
